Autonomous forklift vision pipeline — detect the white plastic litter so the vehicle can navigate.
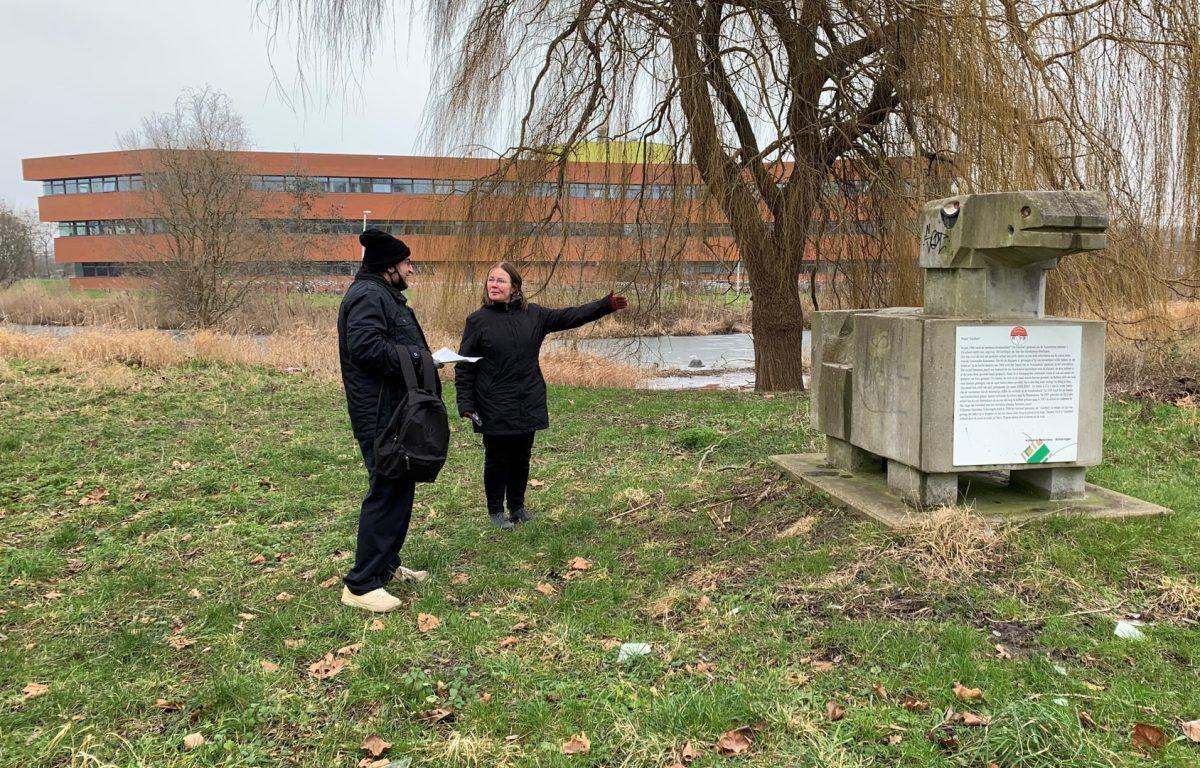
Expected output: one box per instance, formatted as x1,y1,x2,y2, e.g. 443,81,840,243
1114,620,1146,641
617,643,652,662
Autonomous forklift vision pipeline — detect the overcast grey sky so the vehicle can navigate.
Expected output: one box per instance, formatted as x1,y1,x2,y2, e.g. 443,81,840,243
0,0,433,210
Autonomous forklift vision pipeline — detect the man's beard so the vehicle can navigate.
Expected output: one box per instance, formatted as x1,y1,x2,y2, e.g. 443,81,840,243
388,271,408,291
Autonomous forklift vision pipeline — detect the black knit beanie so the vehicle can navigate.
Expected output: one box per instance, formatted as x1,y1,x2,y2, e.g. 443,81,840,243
360,228,411,271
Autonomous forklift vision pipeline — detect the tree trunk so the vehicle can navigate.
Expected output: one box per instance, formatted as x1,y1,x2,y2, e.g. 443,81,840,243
743,241,807,391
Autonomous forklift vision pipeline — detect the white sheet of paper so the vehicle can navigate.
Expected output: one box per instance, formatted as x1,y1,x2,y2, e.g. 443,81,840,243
431,346,481,364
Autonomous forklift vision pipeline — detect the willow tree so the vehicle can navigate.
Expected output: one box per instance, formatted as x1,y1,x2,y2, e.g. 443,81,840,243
264,0,1198,390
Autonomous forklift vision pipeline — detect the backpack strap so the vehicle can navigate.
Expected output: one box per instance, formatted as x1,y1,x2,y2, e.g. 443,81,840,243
397,348,438,393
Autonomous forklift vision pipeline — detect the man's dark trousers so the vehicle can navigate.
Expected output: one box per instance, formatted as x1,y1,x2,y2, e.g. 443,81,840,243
343,437,416,595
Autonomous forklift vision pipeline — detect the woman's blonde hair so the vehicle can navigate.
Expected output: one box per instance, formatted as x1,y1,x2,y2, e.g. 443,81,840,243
482,261,526,309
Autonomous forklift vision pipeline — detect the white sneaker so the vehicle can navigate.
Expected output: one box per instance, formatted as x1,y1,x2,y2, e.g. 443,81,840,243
398,565,429,584
341,586,402,613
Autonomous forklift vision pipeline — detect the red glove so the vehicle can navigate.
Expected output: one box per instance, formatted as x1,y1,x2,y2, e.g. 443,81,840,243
608,293,628,311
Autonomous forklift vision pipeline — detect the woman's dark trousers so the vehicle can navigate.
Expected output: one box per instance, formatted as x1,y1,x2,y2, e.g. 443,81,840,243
482,433,536,515
343,437,416,595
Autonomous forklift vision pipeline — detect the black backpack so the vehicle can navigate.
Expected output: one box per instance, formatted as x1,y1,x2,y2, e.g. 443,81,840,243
373,350,449,482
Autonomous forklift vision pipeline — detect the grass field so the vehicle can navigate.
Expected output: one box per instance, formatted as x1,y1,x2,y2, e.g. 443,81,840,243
1,359,1199,767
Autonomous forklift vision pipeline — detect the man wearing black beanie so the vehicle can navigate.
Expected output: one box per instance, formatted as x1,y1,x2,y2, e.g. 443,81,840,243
336,227,434,612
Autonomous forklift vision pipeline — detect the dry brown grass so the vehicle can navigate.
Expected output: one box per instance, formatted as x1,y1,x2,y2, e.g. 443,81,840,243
1144,576,1200,624
893,506,1007,582
0,326,644,389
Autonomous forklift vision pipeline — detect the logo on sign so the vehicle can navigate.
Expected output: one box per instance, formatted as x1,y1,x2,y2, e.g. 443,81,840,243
1010,326,1028,345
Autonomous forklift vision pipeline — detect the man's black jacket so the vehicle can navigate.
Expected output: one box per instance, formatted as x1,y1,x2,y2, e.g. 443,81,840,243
337,272,433,442
455,296,613,436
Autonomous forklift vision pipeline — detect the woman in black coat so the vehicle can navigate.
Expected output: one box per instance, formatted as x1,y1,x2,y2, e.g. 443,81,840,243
456,262,627,529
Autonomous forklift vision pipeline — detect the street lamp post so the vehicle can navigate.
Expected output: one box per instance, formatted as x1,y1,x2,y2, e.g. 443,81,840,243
360,210,371,259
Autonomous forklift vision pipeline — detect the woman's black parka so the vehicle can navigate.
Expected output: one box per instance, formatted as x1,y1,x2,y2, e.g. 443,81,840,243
455,296,614,435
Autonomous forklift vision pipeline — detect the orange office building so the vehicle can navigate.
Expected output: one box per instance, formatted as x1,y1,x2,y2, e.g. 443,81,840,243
22,149,740,290
22,149,874,290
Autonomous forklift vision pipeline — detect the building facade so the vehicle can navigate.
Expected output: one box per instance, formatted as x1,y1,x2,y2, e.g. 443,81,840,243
23,149,871,290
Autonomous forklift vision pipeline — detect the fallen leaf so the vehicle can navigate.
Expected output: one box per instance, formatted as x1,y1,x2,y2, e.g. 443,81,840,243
696,595,711,611
952,682,983,700
319,576,340,589
1133,723,1167,752
78,487,108,506
417,613,441,633
679,741,700,762
182,733,205,751
450,573,470,585
154,698,183,712
826,701,846,721
330,550,352,561
1080,710,1098,729
466,611,481,620
568,557,591,571
132,491,150,502
1179,719,1200,742
810,660,836,673
308,653,348,679
959,712,991,727
560,733,591,755
43,590,63,600
479,692,492,702
284,638,306,649
361,734,391,757
686,661,717,675
1082,681,1106,692
238,613,258,622
715,726,754,756
358,760,390,768
368,620,385,632
899,695,930,711
167,636,194,650
498,636,519,648
187,588,201,599
872,683,888,699
880,733,904,746
536,582,556,596
248,554,266,565
275,592,295,602
529,479,546,489
994,644,1011,660
259,660,279,672
22,683,49,699
420,707,456,724
337,642,363,656
180,533,192,543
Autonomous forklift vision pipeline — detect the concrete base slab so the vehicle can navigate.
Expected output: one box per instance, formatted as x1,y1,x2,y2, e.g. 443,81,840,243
770,453,1169,531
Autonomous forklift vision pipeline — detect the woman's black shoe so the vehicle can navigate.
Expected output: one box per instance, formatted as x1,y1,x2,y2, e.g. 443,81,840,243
489,512,515,530
509,507,536,523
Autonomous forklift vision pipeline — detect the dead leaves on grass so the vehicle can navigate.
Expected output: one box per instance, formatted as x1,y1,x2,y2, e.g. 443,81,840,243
22,683,48,700
307,653,349,680
361,734,391,757
715,723,764,756
417,613,441,633
560,732,590,755
952,682,984,701
182,732,205,750
1133,723,1168,753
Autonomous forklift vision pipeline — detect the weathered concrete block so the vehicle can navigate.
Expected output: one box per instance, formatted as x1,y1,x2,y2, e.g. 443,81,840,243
810,310,859,431
887,460,958,507
819,363,852,440
827,436,882,474
850,310,925,468
1010,466,1087,499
